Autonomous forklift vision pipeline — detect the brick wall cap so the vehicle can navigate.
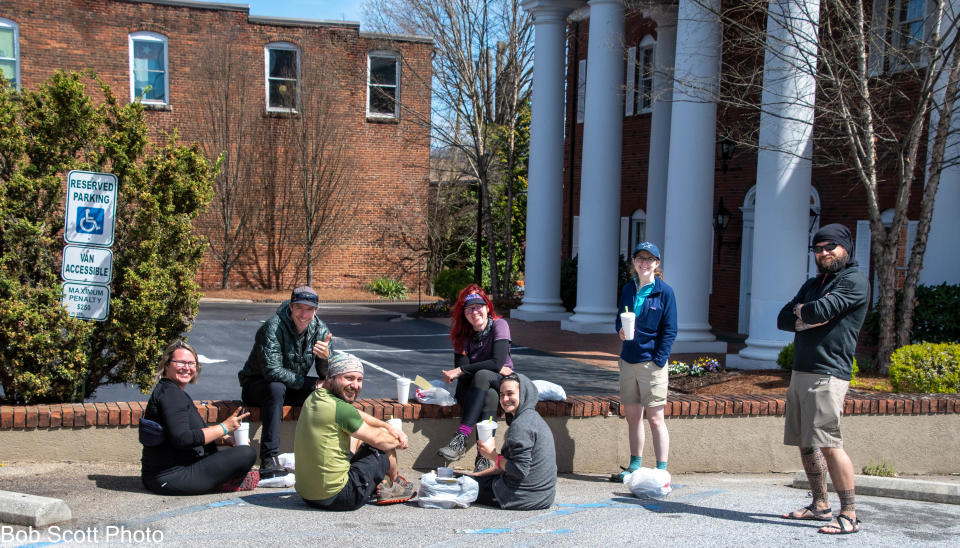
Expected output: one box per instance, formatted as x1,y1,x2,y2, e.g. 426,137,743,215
131,0,248,13
360,31,435,45
249,15,360,29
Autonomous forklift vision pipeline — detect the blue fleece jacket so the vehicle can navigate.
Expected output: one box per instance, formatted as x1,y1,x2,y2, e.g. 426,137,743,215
615,277,678,367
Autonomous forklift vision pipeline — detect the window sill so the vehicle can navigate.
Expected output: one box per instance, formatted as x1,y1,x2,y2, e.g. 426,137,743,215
264,110,299,119
366,115,400,124
141,103,172,112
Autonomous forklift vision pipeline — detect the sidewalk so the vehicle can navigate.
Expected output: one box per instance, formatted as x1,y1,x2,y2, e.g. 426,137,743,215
1,463,958,546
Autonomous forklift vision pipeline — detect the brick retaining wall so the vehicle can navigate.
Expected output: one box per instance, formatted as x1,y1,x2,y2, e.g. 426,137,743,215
3,393,959,430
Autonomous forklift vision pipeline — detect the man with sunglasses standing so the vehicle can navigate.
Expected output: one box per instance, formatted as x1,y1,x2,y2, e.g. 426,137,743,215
239,286,333,479
777,224,869,535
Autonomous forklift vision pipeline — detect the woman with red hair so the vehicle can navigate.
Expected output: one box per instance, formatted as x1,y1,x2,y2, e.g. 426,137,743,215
438,284,514,472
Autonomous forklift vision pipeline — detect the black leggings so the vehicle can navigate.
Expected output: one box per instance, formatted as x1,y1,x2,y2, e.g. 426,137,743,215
143,445,256,495
454,369,501,427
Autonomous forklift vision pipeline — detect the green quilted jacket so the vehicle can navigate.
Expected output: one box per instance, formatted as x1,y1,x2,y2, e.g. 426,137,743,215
238,302,332,389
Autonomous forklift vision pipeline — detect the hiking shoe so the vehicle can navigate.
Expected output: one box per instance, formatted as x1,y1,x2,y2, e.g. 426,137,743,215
218,470,259,493
474,454,494,473
437,432,469,462
259,456,285,479
376,475,416,505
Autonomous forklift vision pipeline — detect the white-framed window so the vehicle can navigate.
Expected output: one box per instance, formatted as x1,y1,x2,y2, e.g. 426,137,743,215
128,32,169,104
0,18,19,88
367,51,400,118
868,0,933,74
265,42,300,113
625,38,655,117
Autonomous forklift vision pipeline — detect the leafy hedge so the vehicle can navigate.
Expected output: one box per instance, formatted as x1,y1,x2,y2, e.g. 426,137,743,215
863,283,960,346
889,342,960,393
434,269,474,303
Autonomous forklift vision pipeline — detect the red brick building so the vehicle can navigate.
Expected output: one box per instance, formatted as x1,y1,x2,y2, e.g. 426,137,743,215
1,0,432,290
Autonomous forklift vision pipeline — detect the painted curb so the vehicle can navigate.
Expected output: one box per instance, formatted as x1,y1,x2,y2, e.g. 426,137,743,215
0,490,72,526
792,470,960,505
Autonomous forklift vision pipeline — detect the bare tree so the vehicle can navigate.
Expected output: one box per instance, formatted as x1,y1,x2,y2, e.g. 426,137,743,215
194,35,259,288
364,0,534,297
696,0,960,370
287,54,359,287
248,129,304,290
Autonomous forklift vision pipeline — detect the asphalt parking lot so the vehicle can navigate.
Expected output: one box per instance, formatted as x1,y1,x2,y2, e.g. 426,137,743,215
1,462,958,547
88,301,619,403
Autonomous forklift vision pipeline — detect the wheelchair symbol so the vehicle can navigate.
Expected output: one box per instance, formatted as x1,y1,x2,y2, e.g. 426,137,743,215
76,207,104,235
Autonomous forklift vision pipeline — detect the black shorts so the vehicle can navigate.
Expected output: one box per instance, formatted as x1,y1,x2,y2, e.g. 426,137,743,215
303,445,390,511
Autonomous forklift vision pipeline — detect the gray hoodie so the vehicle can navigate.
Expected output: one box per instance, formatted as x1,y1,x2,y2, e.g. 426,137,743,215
492,374,557,510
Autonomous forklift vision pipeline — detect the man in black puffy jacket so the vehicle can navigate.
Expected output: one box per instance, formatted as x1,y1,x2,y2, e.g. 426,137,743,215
776,224,868,535
239,286,333,478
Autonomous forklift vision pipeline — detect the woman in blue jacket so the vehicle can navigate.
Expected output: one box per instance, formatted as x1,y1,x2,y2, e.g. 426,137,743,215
612,242,677,482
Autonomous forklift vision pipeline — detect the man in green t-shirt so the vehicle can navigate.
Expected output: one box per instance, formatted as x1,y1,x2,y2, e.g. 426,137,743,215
294,353,416,509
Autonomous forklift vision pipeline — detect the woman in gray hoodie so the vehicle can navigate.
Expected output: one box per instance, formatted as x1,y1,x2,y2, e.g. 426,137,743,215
471,373,557,510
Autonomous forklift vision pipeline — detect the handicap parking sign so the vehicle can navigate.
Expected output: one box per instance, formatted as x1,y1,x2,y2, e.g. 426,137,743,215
75,207,105,235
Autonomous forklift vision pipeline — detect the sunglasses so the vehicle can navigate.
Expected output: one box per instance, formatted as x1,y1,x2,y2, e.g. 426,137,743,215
810,243,839,254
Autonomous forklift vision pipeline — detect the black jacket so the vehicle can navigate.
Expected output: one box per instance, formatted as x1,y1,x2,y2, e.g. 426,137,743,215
141,378,215,478
777,261,869,381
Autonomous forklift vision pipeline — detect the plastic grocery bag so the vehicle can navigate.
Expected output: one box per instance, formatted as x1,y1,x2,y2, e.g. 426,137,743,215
532,380,567,401
415,380,456,406
258,472,296,488
278,453,296,472
416,472,479,508
624,467,672,497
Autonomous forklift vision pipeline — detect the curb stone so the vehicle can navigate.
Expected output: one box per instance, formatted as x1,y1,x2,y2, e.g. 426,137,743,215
0,490,72,526
792,470,960,505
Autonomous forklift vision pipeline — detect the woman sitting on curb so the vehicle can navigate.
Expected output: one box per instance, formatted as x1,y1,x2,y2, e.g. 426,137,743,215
141,340,258,495
470,373,557,510
438,284,514,472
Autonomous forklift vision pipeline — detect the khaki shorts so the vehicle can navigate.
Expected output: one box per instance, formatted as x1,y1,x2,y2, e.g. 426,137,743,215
619,359,668,407
783,371,849,448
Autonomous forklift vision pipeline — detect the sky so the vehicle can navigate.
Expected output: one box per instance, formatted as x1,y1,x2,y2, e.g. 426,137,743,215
229,1,366,23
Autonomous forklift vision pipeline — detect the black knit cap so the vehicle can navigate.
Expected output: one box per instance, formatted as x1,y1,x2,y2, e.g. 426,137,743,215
811,223,854,254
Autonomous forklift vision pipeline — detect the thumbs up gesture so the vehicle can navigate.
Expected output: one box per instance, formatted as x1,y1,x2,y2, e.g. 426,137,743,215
313,333,333,359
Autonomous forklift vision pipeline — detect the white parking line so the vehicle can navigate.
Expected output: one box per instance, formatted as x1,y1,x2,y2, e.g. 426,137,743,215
339,347,529,354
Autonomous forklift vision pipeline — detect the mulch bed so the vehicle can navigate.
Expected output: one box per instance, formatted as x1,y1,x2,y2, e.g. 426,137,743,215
670,369,791,395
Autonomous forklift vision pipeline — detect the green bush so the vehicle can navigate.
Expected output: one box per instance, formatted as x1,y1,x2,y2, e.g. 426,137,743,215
862,459,897,477
434,269,474,303
863,283,960,347
366,278,408,300
888,342,960,393
777,343,794,370
0,71,214,404
560,254,632,312
777,342,858,379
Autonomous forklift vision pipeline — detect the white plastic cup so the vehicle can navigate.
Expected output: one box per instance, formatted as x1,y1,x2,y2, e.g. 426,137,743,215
620,311,636,340
476,420,498,442
233,422,250,446
387,418,402,431
396,377,412,404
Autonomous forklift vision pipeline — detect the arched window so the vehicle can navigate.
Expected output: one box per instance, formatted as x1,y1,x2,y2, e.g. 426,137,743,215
265,42,300,112
129,32,169,104
0,18,20,88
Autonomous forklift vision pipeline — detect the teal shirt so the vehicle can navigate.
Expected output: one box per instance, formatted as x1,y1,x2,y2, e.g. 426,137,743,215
633,280,655,313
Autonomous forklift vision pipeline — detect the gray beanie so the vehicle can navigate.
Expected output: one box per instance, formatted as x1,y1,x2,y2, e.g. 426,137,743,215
326,352,364,378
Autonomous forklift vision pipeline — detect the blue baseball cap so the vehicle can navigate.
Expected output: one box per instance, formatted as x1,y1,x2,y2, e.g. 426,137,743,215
633,242,661,260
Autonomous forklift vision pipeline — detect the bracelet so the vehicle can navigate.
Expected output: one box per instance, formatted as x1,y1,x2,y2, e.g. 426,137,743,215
220,423,228,436
495,454,504,470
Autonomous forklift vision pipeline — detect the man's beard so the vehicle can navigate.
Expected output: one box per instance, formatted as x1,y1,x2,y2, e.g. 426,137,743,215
328,382,356,403
816,249,849,274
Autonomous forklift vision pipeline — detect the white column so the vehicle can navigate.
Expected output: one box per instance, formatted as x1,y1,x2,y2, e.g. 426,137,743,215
643,8,677,247
661,0,727,353
920,0,960,286
514,0,584,322
739,0,821,362
562,0,625,333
